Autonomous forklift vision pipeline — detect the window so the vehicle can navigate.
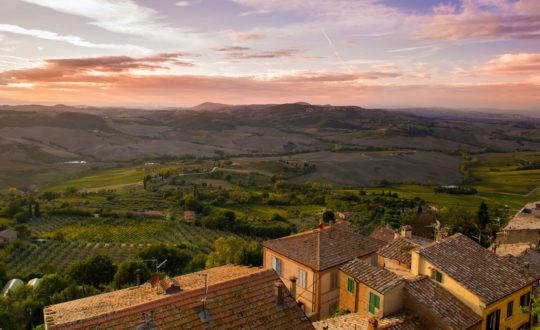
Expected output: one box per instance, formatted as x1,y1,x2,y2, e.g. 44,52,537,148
486,309,500,330
330,271,339,290
271,256,282,276
347,278,355,294
371,255,378,267
298,269,307,289
368,292,380,315
507,301,513,318
432,269,443,283
520,292,531,307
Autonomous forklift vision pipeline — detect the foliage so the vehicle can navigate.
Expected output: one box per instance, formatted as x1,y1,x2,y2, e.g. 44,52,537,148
68,254,116,288
205,236,262,268
113,260,151,288
137,244,191,275
13,225,31,240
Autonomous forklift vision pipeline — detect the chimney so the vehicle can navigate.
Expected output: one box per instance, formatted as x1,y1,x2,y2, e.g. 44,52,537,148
401,225,413,238
523,262,530,276
289,276,297,299
274,282,285,308
368,317,378,330
160,276,181,294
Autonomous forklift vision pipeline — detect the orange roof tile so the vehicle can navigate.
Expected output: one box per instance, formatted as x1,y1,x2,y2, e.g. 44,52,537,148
44,265,314,330
341,258,404,294
313,312,423,330
263,222,386,271
405,277,482,329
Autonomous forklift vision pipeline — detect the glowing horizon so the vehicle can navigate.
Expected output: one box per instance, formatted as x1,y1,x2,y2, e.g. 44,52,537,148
1,0,539,111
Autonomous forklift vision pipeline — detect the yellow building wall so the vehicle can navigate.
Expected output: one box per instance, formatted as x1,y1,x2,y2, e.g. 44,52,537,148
338,271,357,313
263,248,317,316
482,284,533,330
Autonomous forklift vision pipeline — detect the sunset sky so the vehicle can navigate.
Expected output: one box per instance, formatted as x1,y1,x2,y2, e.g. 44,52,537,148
0,0,539,111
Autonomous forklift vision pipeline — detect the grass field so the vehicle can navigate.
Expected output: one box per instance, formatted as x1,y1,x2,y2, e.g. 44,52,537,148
363,152,540,211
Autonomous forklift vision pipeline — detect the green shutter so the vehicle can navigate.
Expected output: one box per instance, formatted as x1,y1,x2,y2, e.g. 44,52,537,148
347,278,354,294
369,292,380,314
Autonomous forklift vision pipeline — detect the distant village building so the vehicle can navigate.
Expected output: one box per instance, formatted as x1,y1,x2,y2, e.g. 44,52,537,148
262,221,386,320
183,210,197,220
492,201,540,256
43,265,313,330
337,212,354,221
0,229,17,245
142,210,166,219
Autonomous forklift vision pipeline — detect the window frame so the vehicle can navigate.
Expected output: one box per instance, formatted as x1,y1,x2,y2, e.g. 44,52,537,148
506,300,513,318
271,256,282,276
520,292,531,307
432,269,443,283
330,271,339,290
298,269,307,289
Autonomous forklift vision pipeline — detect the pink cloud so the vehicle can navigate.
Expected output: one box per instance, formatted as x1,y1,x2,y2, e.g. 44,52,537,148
417,0,540,40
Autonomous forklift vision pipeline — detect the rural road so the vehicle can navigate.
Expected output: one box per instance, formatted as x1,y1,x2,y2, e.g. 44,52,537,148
178,167,218,177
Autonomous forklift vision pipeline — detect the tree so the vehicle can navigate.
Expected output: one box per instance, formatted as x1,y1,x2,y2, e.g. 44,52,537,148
50,283,98,305
137,245,191,276
68,254,116,288
531,293,540,329
13,211,32,224
322,210,335,223
205,236,246,268
113,260,151,288
34,202,41,217
34,274,68,306
184,253,208,273
476,201,490,230
0,263,7,289
13,225,31,240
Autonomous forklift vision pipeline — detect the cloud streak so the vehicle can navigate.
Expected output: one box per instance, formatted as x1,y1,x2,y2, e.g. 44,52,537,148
0,24,150,54
19,0,205,44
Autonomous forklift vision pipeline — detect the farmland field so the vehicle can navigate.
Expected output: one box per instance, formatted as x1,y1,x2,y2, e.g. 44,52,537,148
3,240,143,276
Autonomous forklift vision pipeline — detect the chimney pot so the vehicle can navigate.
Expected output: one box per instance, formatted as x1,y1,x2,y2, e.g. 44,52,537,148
401,225,413,238
524,262,530,276
274,282,285,308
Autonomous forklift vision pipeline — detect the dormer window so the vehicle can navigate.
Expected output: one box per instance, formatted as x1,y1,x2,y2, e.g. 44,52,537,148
432,269,443,283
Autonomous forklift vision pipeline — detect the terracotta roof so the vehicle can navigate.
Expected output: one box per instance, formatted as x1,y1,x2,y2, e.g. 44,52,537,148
313,312,423,330
378,237,430,266
504,201,540,230
44,265,314,330
416,234,538,304
513,249,540,278
263,222,386,271
405,277,482,329
341,259,404,294
370,226,397,244
494,243,534,257
0,229,17,240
